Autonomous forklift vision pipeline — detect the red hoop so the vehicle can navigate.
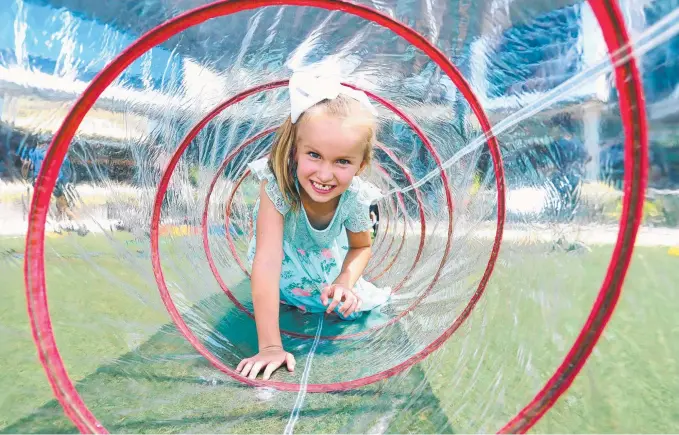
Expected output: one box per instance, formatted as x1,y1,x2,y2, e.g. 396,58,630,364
34,1,666,434
220,151,412,285
188,81,451,341
498,0,648,431
219,143,425,279
211,143,423,340
24,0,507,430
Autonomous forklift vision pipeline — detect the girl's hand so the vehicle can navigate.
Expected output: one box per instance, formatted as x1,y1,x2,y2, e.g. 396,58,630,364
236,346,296,380
321,284,362,317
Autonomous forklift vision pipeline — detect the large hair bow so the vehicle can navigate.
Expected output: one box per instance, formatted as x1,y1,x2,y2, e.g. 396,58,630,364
288,70,378,123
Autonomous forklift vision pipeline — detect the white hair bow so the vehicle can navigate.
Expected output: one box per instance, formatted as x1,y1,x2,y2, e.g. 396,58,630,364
288,70,378,123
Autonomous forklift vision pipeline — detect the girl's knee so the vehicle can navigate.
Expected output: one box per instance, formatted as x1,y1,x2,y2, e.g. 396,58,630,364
336,309,363,321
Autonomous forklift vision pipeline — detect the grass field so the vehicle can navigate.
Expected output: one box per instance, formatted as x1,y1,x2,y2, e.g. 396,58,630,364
1,231,677,433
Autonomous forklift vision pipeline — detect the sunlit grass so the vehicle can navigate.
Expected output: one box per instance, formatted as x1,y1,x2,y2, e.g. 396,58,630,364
1,234,676,432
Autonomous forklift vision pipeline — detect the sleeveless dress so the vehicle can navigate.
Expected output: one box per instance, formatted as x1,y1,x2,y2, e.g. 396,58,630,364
246,158,391,320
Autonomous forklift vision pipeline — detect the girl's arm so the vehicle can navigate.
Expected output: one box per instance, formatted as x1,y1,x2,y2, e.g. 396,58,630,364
333,229,372,289
250,181,285,350
238,181,295,381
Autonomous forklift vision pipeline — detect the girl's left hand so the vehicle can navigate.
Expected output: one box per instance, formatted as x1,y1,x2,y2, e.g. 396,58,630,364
320,284,362,317
237,346,295,380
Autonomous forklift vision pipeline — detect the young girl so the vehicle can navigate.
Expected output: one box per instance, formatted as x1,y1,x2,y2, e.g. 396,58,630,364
236,71,391,380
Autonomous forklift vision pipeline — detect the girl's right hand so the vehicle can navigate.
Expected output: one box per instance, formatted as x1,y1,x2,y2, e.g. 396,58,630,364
236,346,296,380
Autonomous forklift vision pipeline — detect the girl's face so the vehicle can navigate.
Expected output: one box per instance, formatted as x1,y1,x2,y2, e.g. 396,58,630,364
295,112,368,205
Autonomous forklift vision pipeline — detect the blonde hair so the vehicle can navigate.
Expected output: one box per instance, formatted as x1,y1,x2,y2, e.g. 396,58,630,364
268,94,377,210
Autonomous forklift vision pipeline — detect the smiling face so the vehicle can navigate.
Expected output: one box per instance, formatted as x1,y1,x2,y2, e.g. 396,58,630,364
295,110,370,205
267,93,376,212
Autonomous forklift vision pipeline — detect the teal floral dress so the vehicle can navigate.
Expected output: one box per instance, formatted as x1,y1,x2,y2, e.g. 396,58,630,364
246,158,391,320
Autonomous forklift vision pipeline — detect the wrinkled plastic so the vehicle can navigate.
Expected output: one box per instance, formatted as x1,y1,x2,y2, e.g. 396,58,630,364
1,0,678,433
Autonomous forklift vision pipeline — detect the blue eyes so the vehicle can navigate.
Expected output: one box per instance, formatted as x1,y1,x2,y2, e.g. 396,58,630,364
307,152,350,165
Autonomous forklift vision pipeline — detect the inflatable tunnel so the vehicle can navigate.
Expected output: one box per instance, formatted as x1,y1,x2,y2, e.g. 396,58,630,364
1,0,678,433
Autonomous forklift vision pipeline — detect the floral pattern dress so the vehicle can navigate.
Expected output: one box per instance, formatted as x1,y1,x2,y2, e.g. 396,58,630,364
246,158,391,320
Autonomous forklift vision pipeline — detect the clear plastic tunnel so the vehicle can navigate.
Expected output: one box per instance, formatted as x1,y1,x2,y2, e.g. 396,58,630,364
1,0,678,433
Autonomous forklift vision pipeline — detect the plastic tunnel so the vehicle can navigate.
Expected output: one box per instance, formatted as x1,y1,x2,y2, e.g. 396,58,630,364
1,0,678,433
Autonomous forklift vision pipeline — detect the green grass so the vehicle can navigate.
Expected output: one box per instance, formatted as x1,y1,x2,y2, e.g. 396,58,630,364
0,233,170,428
535,246,679,433
1,233,677,432
2,311,451,433
426,243,679,433
0,233,450,433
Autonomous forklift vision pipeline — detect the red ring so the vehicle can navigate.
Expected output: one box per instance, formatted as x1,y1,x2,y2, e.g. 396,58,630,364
365,173,393,254
146,0,491,384
363,168,405,278
23,0,510,431
22,0,646,430
225,168,256,273
366,192,408,281
365,193,391,260
364,146,422,280
190,82,442,341
362,144,417,282
221,154,407,282
207,134,428,340
202,127,278,316
500,0,648,432
151,26,476,376
207,83,438,294
222,160,408,289
359,167,395,265
231,163,400,265
220,142,422,288
365,165,413,280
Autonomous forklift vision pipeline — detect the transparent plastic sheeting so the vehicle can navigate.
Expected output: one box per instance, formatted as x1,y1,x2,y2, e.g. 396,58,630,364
0,0,678,433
